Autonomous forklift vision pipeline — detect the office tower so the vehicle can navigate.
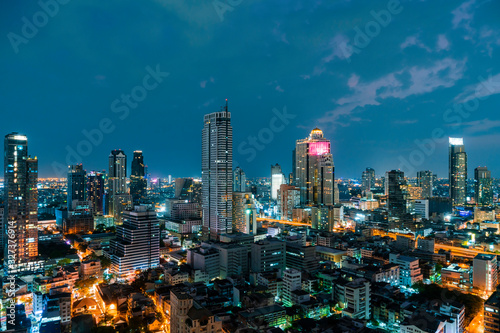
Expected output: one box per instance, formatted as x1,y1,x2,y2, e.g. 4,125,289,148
4,133,39,274
473,254,498,293
212,243,249,278
233,166,246,192
251,238,286,274
67,164,86,209
130,150,147,205
108,149,127,217
187,245,220,280
282,268,302,307
449,138,467,206
417,170,433,199
291,148,296,186
295,128,334,205
109,206,159,279
63,205,94,234
285,241,318,272
87,171,105,215
201,105,233,240
232,192,257,234
386,170,407,218
475,166,493,206
271,163,286,200
277,184,300,221
361,167,375,192
111,194,132,225
340,279,371,320
484,291,500,333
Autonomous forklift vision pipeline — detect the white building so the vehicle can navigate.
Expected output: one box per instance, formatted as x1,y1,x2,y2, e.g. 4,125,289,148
341,278,371,320
473,254,498,293
389,254,423,287
282,269,301,307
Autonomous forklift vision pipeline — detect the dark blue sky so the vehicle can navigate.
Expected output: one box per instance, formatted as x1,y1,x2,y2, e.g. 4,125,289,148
1,0,500,179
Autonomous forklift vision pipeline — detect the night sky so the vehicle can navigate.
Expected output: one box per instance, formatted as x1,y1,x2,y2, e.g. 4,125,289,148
1,0,500,179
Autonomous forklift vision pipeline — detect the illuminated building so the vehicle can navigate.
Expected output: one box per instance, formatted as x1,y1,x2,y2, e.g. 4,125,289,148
339,278,371,320
484,291,500,333
187,245,220,280
232,192,257,234
385,170,407,219
111,193,133,225
67,164,86,209
389,254,423,287
3,133,40,274
475,166,493,206
201,104,233,240
108,206,160,279
294,128,334,206
251,238,286,274
277,184,300,221
473,253,498,293
63,208,93,234
282,268,301,307
361,167,375,192
108,149,127,218
86,171,105,215
417,170,433,198
212,242,249,278
271,163,286,200
175,178,202,203
233,166,246,192
130,150,147,205
449,138,467,206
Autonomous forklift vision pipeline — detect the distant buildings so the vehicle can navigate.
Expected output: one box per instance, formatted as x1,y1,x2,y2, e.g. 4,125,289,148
417,170,433,199
277,184,300,221
475,166,493,206
271,163,286,201
109,206,160,279
449,138,467,206
202,107,233,240
3,133,40,274
67,164,86,209
294,128,334,206
361,168,375,192
130,150,147,205
473,253,498,293
233,166,246,192
389,254,423,287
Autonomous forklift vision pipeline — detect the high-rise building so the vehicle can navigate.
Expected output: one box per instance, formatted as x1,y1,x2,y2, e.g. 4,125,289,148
108,206,159,279
130,150,147,205
232,192,257,234
87,171,105,215
67,164,86,209
202,105,233,240
295,128,334,206
251,238,286,274
271,163,286,201
484,291,500,333
417,170,433,199
108,150,127,217
361,168,375,192
233,167,246,192
277,184,300,221
473,254,498,293
3,133,40,274
340,278,371,320
282,268,302,307
475,166,493,206
385,170,407,218
449,138,467,206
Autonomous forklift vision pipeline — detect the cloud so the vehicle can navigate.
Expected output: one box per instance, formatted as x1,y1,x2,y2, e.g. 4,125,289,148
436,34,450,51
454,73,500,103
459,118,500,134
275,85,285,92
200,80,207,88
394,119,418,125
452,0,476,32
311,34,352,76
400,35,432,52
347,74,359,88
318,58,466,127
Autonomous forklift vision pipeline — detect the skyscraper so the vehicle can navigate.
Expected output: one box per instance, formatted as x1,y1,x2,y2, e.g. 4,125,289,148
475,167,493,206
202,103,233,240
3,133,39,273
67,164,86,210
361,168,375,192
109,206,160,279
87,171,105,215
449,138,467,206
386,170,407,218
108,149,127,217
130,150,147,205
417,170,433,199
233,166,246,192
295,128,334,206
271,163,286,200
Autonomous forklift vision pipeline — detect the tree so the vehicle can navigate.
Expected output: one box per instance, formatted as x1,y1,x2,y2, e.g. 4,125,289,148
435,263,443,274
57,258,72,267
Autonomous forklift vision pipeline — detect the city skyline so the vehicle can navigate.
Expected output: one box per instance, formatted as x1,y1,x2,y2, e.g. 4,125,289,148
1,0,500,179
